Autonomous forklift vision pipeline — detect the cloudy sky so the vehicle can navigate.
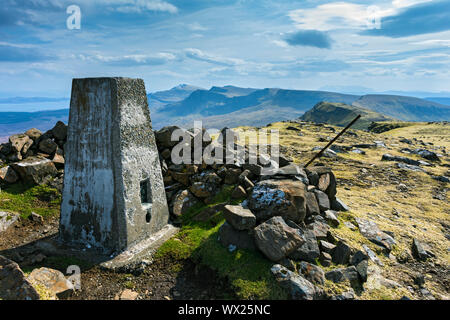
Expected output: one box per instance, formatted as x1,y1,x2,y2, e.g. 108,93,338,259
0,0,449,99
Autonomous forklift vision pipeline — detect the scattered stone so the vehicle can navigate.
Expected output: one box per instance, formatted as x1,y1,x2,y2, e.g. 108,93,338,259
432,175,450,183
362,244,383,266
0,255,40,300
120,289,139,300
332,289,355,300
271,264,320,300
396,162,426,172
331,197,349,212
254,216,305,261
223,205,256,231
28,267,74,299
344,221,357,230
382,153,429,167
0,211,19,233
29,212,44,224
324,210,339,227
411,238,433,261
325,266,359,283
355,218,395,252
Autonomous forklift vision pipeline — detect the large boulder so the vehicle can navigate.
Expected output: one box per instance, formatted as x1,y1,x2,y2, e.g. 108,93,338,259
331,241,352,265
223,205,256,231
11,157,58,185
254,216,305,261
248,179,307,224
271,264,321,300
0,255,40,300
27,267,74,299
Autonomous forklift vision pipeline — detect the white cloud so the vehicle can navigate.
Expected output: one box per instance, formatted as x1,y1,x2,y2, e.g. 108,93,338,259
184,48,245,66
288,2,395,31
392,0,433,8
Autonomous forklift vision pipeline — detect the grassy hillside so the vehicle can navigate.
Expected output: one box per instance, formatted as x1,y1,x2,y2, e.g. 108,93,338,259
300,102,394,130
353,95,450,121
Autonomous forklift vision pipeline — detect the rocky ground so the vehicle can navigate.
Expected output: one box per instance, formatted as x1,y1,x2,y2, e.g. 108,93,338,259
0,120,448,300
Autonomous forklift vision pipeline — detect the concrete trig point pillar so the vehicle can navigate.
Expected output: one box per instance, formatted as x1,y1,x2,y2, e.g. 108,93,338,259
59,77,170,256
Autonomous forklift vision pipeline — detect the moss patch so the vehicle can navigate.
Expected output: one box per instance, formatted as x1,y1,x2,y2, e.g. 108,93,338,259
156,185,288,300
0,183,60,219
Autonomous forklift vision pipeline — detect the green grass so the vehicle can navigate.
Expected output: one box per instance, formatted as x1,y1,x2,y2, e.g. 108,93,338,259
0,182,61,219
156,185,288,300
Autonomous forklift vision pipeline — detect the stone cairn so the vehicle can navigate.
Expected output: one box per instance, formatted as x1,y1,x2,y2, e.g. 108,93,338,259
1,122,367,300
0,122,67,190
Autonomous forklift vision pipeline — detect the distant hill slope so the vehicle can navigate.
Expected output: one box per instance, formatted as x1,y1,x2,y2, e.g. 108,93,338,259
300,102,394,130
352,95,450,121
425,97,450,106
0,109,69,142
155,87,360,128
148,84,204,111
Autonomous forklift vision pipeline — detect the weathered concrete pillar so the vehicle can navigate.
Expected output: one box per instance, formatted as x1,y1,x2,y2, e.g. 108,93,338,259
59,77,169,254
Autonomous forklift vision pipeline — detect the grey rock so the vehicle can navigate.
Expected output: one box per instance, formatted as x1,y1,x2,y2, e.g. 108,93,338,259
314,190,330,212
0,255,40,300
305,190,320,217
11,157,58,185
412,238,433,261
9,134,30,153
172,190,199,217
271,264,320,300
27,267,74,299
319,240,336,254
298,261,325,285
51,121,68,141
0,211,19,233
331,197,349,212
254,216,305,261
25,128,43,141
355,218,396,252
331,241,352,265
324,210,339,227
223,205,256,231
325,266,359,283
39,138,58,155
307,221,329,240
319,252,332,267
289,229,320,263
248,179,307,224
0,166,19,184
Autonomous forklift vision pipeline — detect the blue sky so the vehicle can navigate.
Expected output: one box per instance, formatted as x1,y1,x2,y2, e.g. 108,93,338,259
0,0,449,101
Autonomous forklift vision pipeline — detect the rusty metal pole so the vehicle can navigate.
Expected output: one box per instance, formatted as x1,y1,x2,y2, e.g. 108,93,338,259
304,114,361,168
